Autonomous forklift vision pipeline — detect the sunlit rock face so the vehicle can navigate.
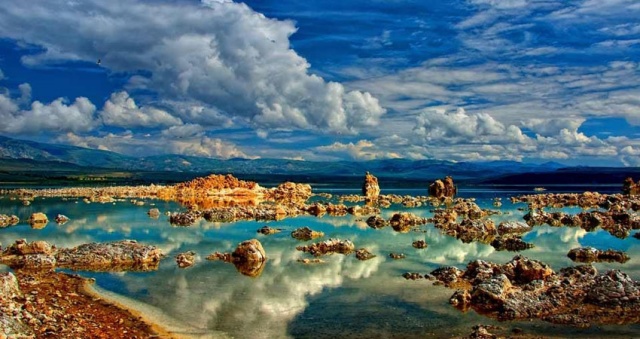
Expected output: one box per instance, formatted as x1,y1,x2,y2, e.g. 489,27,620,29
362,172,380,202
429,176,456,199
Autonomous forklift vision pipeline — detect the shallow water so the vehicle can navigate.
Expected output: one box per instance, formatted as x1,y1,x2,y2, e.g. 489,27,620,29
1,186,640,338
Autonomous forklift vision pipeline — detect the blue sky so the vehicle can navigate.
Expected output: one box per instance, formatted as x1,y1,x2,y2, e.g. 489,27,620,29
0,0,639,165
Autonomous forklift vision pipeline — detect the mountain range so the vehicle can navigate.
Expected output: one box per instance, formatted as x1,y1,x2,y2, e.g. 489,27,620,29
1,135,638,186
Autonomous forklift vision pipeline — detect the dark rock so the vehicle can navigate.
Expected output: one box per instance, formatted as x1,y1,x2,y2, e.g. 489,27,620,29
54,214,70,224
257,225,281,235
412,240,428,249
175,251,196,268
366,215,387,229
490,236,534,252
403,272,423,280
389,253,405,260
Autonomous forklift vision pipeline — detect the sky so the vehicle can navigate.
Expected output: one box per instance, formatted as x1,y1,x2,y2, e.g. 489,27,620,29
0,0,639,166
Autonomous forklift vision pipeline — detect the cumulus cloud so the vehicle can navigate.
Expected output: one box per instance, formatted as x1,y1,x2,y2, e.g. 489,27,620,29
0,0,385,134
0,89,96,134
100,91,183,129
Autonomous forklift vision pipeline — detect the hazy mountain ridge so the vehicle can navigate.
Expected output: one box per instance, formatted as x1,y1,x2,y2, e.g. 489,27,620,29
0,135,567,181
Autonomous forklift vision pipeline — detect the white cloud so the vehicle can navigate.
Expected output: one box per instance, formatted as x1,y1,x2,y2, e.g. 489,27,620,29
0,90,96,134
315,140,402,161
0,0,385,134
100,91,183,129
60,131,254,160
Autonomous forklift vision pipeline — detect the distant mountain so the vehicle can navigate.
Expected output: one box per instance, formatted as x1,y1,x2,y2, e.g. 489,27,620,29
0,134,565,181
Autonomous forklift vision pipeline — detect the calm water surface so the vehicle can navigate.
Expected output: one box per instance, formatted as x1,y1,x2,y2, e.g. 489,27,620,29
1,186,640,338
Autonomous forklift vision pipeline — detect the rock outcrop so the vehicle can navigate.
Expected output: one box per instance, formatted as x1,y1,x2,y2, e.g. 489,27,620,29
266,182,312,205
28,212,48,228
56,240,164,272
362,172,380,201
429,176,456,198
355,248,376,261
431,255,640,327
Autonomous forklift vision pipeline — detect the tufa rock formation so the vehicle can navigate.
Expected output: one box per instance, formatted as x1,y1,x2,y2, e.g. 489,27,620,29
207,239,267,277
362,172,380,201
623,177,640,195
429,176,457,199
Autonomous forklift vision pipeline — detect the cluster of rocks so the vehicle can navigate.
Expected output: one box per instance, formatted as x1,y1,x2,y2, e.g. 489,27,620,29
206,239,266,277
433,211,498,244
428,255,640,327
490,235,534,252
428,176,457,199
523,209,640,238
4,185,165,202
264,182,313,206
296,239,355,257
0,214,19,228
302,202,379,217
512,191,640,210
567,247,630,263
412,240,428,249
0,239,164,272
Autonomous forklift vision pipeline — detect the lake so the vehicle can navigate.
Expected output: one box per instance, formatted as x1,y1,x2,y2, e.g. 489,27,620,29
1,186,639,338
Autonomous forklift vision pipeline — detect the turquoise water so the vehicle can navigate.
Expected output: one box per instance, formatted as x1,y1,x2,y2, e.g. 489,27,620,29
1,187,640,338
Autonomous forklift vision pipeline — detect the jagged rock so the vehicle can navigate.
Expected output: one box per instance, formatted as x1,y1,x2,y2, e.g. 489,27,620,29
55,214,70,224
296,239,355,257
28,212,48,228
568,247,630,263
403,272,423,280
586,270,640,306
147,208,160,218
412,240,428,249
355,248,376,261
0,272,34,337
362,171,380,201
207,239,267,277
0,214,19,228
175,251,196,268
429,176,456,198
257,225,281,235
291,227,324,241
490,236,534,252
366,215,387,229
306,203,327,216
297,258,325,264
56,240,164,272
497,221,532,235
467,325,499,339
389,253,405,260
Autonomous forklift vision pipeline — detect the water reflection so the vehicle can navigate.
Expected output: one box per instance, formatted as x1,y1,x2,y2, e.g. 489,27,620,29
1,190,640,337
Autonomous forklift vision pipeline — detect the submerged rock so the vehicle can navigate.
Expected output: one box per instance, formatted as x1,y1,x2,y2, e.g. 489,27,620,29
296,239,355,257
147,208,160,219
355,248,376,261
55,214,70,224
412,240,428,249
291,227,324,241
389,253,405,260
175,251,196,268
403,272,423,280
389,213,427,233
567,247,630,263
257,225,281,235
